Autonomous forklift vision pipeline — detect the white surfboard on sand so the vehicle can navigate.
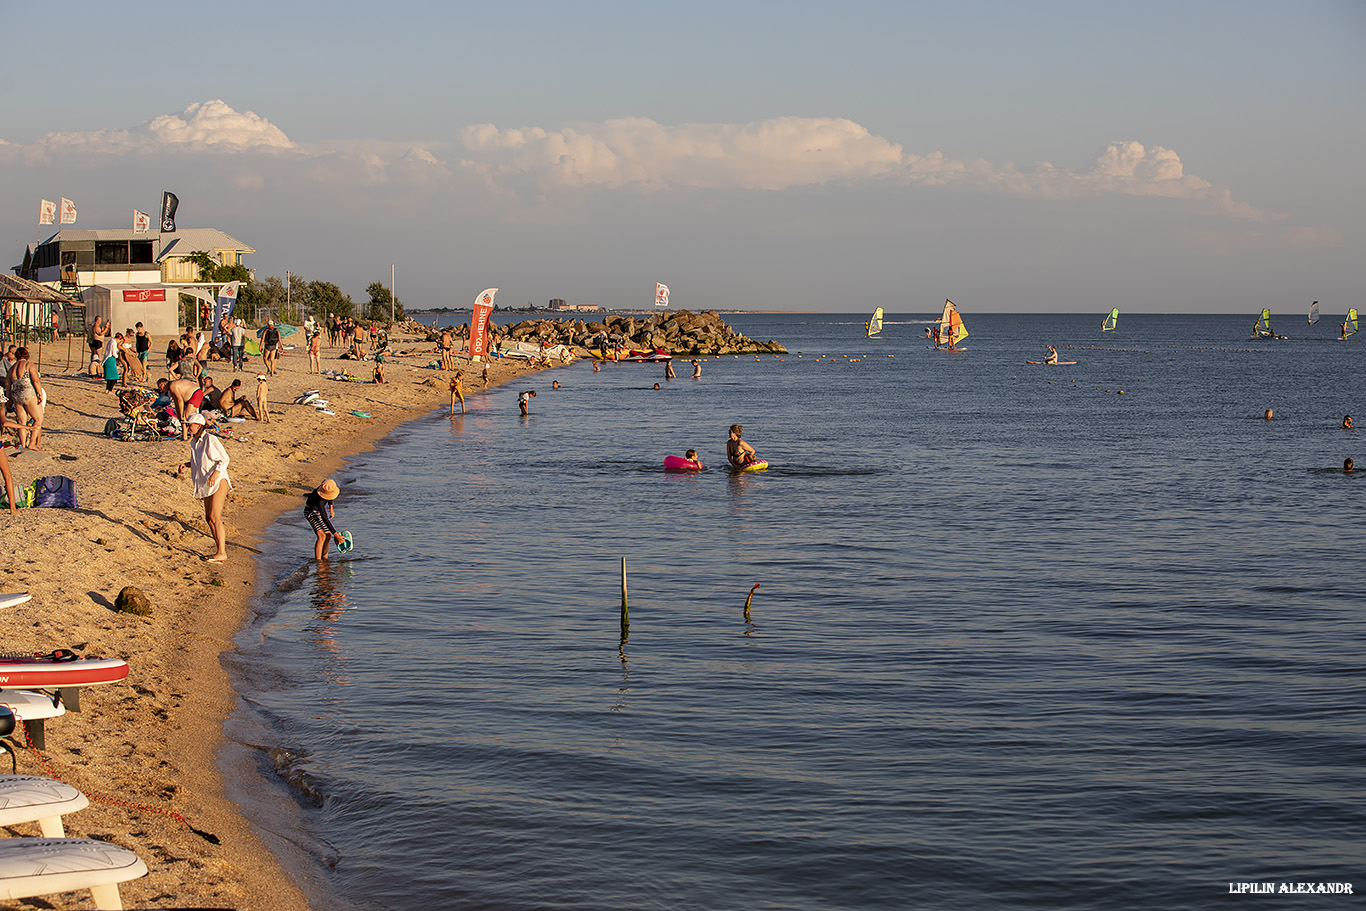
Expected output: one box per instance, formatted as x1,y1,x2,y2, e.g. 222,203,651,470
0,776,89,837
0,594,31,610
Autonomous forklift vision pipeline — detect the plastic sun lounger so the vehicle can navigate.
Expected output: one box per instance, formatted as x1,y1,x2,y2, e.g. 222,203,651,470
0,837,147,909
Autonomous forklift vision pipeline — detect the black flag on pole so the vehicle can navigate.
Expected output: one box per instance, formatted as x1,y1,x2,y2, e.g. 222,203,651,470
160,191,179,232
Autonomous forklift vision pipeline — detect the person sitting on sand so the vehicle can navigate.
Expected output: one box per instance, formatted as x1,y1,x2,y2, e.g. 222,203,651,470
214,379,260,420
1343,416,1353,429
727,424,757,467
1045,345,1059,365
373,350,386,385
304,478,345,561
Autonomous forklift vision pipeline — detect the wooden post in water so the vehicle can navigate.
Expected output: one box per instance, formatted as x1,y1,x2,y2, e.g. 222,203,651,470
743,583,760,623
620,557,629,639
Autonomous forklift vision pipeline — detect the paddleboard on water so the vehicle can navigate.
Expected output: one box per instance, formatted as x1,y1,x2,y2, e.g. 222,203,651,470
0,654,128,690
0,594,32,610
338,531,354,553
1025,360,1078,365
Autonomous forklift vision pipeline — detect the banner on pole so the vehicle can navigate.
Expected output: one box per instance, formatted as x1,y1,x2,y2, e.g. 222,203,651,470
655,282,670,308
469,288,498,359
38,200,56,225
213,281,240,345
161,191,179,232
133,210,151,233
59,198,77,224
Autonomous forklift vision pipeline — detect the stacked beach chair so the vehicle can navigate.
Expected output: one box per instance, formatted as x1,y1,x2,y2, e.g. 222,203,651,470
0,598,147,909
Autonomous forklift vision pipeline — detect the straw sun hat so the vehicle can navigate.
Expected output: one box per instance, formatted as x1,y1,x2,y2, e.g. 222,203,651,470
318,479,340,500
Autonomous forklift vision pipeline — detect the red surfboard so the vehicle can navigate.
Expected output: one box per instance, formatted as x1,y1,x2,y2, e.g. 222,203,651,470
0,652,129,689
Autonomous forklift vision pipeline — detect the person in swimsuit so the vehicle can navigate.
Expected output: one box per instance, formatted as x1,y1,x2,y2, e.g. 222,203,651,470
665,360,675,380
691,359,701,378
304,478,345,561
450,370,465,414
727,424,757,467
1045,346,1059,365
8,347,44,450
1343,416,1353,429
1344,458,1355,473
183,413,231,562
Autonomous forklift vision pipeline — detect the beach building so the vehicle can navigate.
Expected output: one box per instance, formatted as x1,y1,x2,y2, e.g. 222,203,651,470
13,227,254,335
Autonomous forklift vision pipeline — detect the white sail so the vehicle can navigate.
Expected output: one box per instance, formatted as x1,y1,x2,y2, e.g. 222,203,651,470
866,307,883,337
655,282,670,308
1308,300,1319,325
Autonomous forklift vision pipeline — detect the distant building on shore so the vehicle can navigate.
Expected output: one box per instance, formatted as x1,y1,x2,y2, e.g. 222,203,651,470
549,299,602,313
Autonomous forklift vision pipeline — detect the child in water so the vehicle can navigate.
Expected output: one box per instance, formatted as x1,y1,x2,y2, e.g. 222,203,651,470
305,478,345,560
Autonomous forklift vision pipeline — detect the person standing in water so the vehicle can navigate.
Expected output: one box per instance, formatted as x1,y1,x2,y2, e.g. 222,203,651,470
727,424,757,467
691,359,701,378
665,360,675,380
304,478,345,560
450,370,466,414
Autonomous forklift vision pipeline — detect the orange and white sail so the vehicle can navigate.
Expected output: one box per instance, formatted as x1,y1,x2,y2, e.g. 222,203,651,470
937,299,968,348
655,282,670,308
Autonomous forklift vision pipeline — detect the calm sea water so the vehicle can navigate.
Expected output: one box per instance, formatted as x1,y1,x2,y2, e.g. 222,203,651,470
223,313,1365,910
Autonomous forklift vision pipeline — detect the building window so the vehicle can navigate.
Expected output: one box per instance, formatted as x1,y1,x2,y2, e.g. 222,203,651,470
95,242,130,265
130,241,154,264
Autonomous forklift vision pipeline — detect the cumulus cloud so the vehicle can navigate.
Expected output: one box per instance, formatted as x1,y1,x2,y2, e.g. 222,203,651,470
461,116,905,190
11,100,295,158
0,102,1262,221
458,117,1262,219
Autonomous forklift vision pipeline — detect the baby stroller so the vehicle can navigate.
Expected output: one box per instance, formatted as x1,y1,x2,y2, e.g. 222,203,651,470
103,388,162,442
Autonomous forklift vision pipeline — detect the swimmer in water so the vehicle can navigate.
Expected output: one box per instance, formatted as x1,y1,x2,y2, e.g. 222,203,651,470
1343,415,1353,429
1264,408,1274,420
727,424,757,467
1345,458,1355,473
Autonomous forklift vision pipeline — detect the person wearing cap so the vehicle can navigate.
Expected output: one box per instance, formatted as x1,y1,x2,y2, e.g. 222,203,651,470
261,320,281,376
304,479,344,560
182,413,232,562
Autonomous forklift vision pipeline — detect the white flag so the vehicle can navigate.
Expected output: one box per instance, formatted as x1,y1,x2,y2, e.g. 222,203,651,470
655,282,670,307
38,200,56,225
132,210,151,233
59,198,77,224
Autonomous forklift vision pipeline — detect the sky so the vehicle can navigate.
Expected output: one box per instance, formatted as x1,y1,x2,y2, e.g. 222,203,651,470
1,0,1363,313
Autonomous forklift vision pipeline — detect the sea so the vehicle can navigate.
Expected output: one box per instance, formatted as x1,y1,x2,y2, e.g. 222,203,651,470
221,312,1365,911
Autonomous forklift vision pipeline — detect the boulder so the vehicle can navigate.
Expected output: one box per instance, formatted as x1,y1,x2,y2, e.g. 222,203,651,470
115,586,153,616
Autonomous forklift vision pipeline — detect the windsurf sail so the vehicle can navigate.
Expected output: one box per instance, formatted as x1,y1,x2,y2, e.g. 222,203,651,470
1253,308,1274,338
935,299,967,349
1343,308,1358,339
1308,300,1319,325
1102,308,1119,332
866,306,883,338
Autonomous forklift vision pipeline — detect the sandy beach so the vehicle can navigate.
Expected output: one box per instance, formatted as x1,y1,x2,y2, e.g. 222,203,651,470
0,328,551,910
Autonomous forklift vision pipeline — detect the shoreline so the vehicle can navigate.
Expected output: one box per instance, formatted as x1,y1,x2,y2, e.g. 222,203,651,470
0,332,549,910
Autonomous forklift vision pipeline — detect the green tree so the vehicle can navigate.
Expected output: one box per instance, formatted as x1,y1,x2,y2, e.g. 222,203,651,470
365,281,405,322
306,280,354,320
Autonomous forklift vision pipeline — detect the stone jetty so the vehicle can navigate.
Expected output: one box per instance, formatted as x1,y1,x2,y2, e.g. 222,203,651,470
416,309,788,357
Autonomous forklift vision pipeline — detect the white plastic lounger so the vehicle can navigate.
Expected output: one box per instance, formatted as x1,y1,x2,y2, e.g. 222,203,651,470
0,837,147,909
0,775,89,836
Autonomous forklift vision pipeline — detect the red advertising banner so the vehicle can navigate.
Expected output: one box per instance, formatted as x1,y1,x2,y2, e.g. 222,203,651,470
469,288,498,359
123,289,166,303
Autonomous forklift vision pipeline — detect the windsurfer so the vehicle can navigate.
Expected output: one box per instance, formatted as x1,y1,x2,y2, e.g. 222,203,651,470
727,424,757,467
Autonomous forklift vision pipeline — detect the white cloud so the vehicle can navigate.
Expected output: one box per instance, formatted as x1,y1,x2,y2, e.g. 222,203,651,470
10,100,295,159
461,116,905,190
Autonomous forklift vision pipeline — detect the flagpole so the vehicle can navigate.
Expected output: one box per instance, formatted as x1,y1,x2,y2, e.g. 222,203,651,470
390,264,395,323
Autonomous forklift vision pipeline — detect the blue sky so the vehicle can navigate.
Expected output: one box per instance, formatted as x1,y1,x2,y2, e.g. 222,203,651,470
2,1,1362,313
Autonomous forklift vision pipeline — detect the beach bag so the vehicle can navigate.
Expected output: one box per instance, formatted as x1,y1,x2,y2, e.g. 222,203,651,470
32,476,78,509
0,479,35,509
